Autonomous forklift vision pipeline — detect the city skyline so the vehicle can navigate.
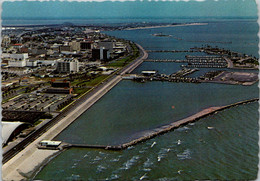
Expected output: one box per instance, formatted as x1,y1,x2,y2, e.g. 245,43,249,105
2,0,259,180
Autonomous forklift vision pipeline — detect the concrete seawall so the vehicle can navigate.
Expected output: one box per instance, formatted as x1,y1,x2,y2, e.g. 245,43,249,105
2,43,148,180
63,98,258,151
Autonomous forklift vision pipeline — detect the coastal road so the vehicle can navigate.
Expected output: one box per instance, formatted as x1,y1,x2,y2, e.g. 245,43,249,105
2,43,148,179
119,43,148,75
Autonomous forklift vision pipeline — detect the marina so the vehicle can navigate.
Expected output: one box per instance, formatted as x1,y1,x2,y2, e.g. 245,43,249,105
144,55,228,68
1,2,259,179
32,5,259,181
146,50,198,53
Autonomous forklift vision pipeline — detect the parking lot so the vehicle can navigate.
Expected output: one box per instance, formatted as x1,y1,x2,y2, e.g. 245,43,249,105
2,93,72,112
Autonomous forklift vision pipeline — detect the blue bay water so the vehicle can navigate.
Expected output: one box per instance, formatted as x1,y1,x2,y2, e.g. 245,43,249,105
35,102,259,180
104,20,259,58
53,81,258,146
34,19,259,180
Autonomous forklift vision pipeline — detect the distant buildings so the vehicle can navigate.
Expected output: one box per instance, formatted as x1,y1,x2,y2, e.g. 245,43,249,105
46,81,73,94
4,53,29,67
1,26,127,78
56,58,79,73
69,41,81,51
80,41,93,50
92,48,110,61
98,40,114,52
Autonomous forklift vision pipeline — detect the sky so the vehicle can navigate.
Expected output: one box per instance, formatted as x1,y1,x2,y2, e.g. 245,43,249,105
1,0,258,20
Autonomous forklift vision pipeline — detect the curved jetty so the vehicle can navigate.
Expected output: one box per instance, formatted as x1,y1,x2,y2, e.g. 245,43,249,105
56,98,258,151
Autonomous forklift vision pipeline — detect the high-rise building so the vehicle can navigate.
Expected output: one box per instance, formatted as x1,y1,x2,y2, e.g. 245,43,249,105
56,58,79,73
98,40,114,52
80,41,93,50
92,48,110,61
69,41,81,51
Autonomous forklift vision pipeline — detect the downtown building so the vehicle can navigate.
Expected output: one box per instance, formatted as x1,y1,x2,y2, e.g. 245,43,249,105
56,58,79,73
92,47,110,61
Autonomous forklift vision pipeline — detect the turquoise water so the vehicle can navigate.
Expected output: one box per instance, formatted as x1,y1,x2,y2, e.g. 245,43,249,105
34,19,259,180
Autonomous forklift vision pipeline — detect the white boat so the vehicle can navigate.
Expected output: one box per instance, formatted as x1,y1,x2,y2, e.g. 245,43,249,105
151,142,156,148
177,140,181,145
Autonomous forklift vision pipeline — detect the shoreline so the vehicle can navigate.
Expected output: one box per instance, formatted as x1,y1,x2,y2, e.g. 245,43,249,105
54,98,259,151
2,44,148,181
124,23,208,30
2,41,256,180
31,98,258,180
3,97,258,180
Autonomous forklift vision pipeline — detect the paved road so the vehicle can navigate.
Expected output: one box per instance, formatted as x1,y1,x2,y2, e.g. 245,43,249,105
2,43,147,165
223,56,233,68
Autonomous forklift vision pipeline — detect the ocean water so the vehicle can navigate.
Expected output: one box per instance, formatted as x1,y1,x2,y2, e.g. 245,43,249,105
34,19,259,180
52,81,258,146
3,17,255,26
104,20,259,58
35,102,259,180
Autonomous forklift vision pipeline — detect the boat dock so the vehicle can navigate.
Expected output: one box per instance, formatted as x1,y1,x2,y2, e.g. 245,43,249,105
194,46,258,69
170,68,199,77
39,98,258,151
146,50,198,53
144,56,228,68
122,68,200,83
144,59,185,62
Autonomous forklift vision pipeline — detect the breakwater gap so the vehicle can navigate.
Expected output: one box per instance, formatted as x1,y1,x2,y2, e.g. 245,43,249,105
38,98,258,151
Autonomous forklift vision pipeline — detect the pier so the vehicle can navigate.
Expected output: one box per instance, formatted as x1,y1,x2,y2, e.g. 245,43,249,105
170,68,199,77
128,68,200,83
194,46,258,69
183,63,227,68
144,56,228,68
41,98,258,151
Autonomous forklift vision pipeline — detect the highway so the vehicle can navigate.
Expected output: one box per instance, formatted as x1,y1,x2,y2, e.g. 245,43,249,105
2,43,148,164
